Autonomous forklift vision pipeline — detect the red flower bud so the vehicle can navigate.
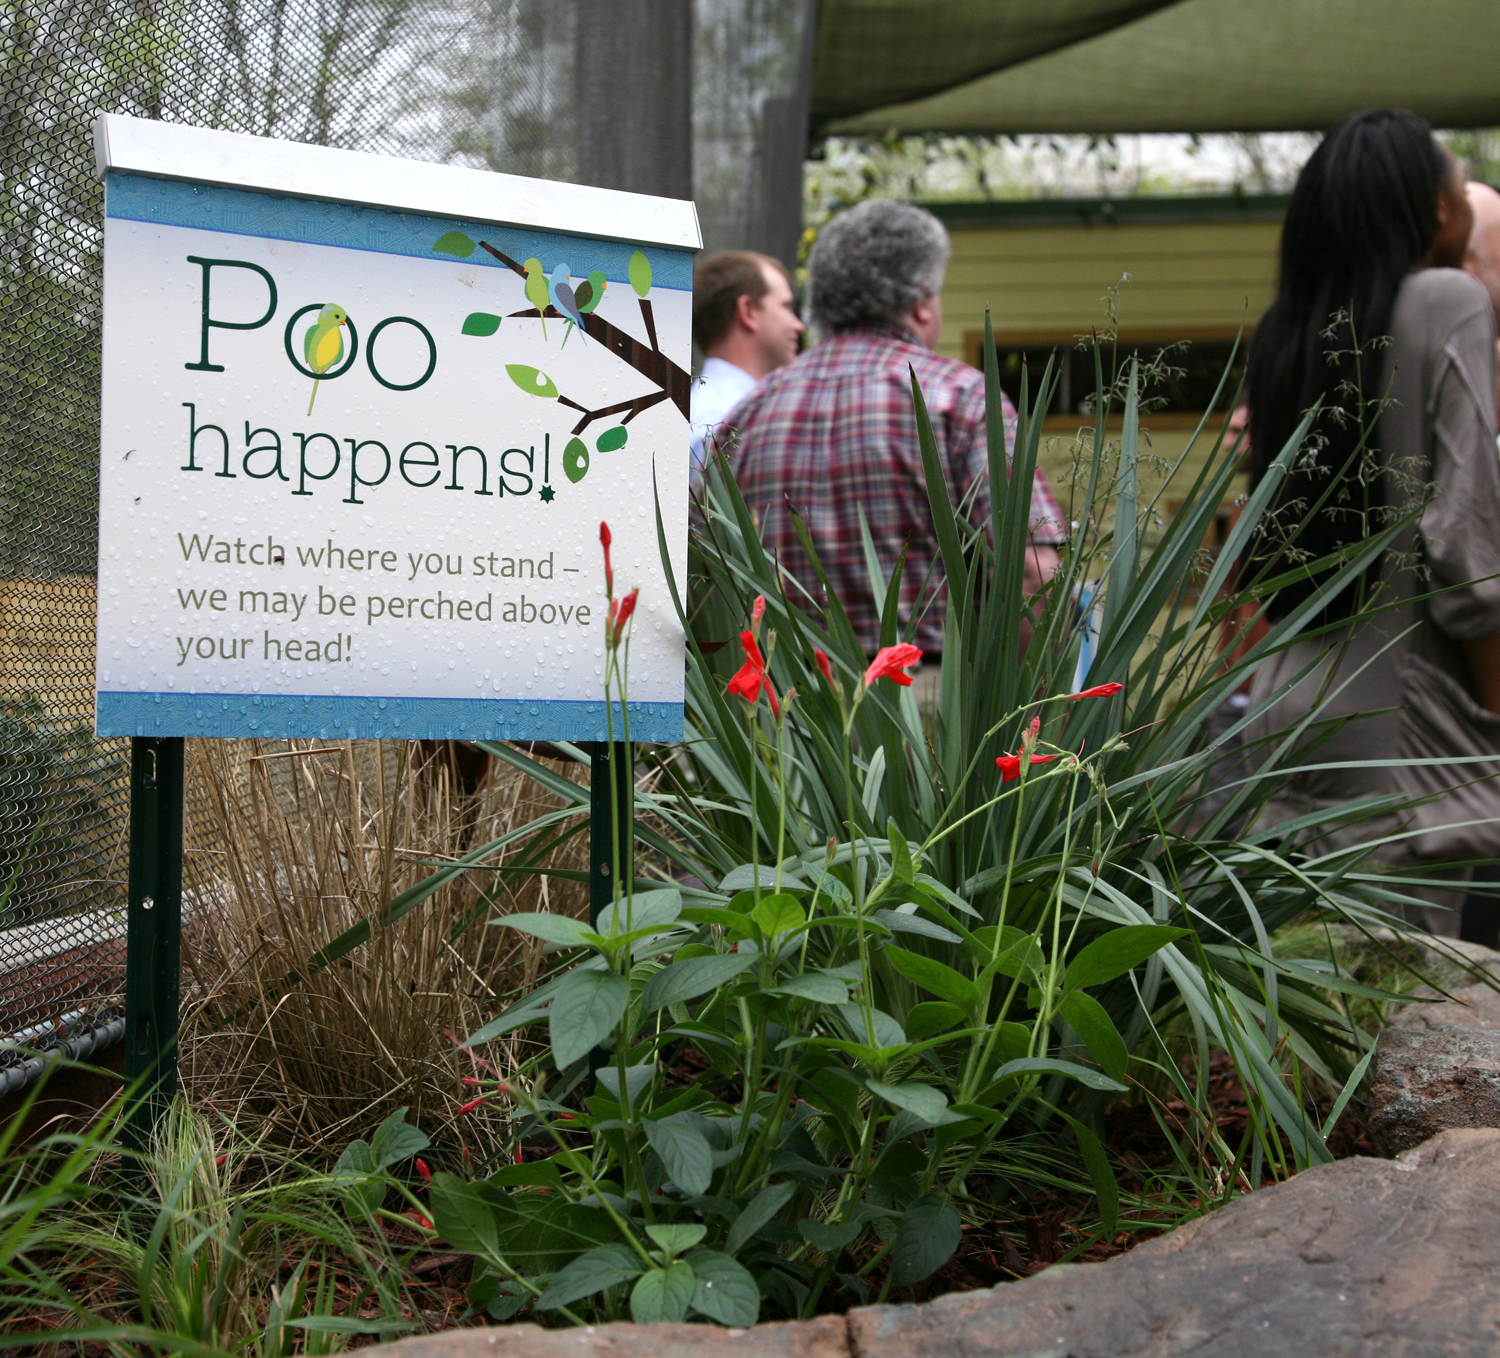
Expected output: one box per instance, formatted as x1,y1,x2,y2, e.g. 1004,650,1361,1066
458,1097,487,1115
750,594,766,637
416,1158,432,1184
600,521,613,595
814,649,835,689
1064,681,1124,700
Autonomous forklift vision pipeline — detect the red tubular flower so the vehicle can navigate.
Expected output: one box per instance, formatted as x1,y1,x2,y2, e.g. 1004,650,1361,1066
766,683,781,720
996,752,1058,782
863,643,923,689
458,1096,487,1115
1064,681,1124,701
214,1154,227,1167
751,595,766,637
599,521,613,596
417,1215,434,1231
461,1075,482,1086
726,630,767,705
416,1158,432,1185
513,1146,523,1165
814,649,835,690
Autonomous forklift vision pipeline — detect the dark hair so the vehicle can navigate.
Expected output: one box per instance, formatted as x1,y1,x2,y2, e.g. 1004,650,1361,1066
1246,108,1450,622
692,251,789,351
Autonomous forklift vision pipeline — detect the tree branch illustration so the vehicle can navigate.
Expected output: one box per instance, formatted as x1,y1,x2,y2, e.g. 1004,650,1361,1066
479,241,689,434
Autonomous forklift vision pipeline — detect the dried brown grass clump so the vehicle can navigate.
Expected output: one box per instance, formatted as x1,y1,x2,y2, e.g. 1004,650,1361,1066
178,739,586,1162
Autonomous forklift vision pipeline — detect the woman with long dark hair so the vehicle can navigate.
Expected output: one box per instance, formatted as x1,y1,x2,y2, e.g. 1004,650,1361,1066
1243,109,1500,935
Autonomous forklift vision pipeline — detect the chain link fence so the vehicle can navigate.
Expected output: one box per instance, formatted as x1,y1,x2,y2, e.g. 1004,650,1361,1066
0,0,810,1089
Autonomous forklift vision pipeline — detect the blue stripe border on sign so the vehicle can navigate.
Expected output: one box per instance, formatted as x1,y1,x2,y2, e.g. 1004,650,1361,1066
96,692,683,742
104,173,693,291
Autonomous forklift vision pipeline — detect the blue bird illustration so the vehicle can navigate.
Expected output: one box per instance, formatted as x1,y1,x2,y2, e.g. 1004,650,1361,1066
551,263,588,346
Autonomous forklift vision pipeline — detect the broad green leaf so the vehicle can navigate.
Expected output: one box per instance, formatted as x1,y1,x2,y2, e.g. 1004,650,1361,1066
427,1173,498,1256
646,1223,706,1257
643,1118,714,1196
991,1056,1127,1092
594,1063,655,1105
913,873,980,918
331,1138,383,1213
640,952,758,1011
631,1263,694,1323
872,909,961,944
492,911,592,948
866,1079,948,1125
687,1250,759,1326
596,425,628,452
536,1242,643,1310
1065,925,1189,992
798,1218,863,1254
468,1271,529,1321
506,363,559,398
890,1195,961,1286
719,862,809,892
886,819,916,882
549,969,628,1069
433,230,476,257
885,947,980,1013
461,311,501,336
369,1106,429,1169
752,892,805,940
1062,1113,1119,1238
597,888,682,935
836,1003,905,1049
905,1001,966,1042
628,250,653,297
1059,990,1129,1082
724,1180,796,1255
766,972,848,1004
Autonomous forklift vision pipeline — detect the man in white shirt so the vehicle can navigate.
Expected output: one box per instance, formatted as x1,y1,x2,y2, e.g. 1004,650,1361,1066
690,251,804,476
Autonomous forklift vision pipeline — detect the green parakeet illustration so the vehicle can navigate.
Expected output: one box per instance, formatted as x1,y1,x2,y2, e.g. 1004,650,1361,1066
303,304,348,413
573,270,607,314
523,258,550,339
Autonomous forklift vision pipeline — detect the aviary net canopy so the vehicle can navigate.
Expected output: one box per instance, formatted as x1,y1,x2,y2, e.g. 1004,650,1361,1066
817,0,1500,134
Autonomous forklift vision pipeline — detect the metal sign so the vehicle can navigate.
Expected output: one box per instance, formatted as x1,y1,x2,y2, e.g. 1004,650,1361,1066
94,114,698,744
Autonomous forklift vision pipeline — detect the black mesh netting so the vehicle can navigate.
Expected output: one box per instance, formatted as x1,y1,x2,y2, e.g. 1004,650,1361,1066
0,0,811,1076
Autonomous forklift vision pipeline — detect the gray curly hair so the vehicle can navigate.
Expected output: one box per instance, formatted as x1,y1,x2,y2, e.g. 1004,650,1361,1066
808,200,949,332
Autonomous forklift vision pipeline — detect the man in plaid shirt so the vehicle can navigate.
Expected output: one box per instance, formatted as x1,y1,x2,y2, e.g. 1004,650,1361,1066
719,200,1065,657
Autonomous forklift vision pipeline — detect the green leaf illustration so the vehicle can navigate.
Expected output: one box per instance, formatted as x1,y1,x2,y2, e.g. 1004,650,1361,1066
506,364,558,399
628,249,653,297
433,231,476,258
563,437,590,484
461,312,502,337
596,425,628,452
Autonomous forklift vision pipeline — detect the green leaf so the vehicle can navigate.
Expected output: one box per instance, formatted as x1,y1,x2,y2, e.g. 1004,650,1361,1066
687,1250,759,1326
646,1223,706,1257
596,425,628,452
563,437,589,484
628,250,653,297
724,1180,796,1255
890,1195,961,1286
836,1003,905,1049
1059,990,1129,1082
427,1173,498,1256
905,1001,966,1042
872,909,961,944
886,819,916,882
597,888,682,935
368,1106,429,1169
798,1218,864,1254
866,1079,949,1125
640,952,758,1011
719,862,808,892
885,947,980,1014
468,1271,529,1321
461,311,501,336
752,892,805,940
1061,1113,1119,1238
991,1056,1127,1092
536,1242,643,1311
912,873,980,918
506,364,559,399
643,1118,714,1196
433,231,476,257
492,911,593,948
766,972,848,1004
594,1063,655,1105
331,1138,383,1213
1065,925,1189,992
631,1263,694,1322
549,969,628,1069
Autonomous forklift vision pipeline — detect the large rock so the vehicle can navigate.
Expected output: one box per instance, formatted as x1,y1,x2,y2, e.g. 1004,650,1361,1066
1368,1023,1500,1155
364,1128,1500,1358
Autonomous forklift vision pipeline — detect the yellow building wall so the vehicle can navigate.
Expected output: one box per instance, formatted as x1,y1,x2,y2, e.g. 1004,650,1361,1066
936,216,1283,361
